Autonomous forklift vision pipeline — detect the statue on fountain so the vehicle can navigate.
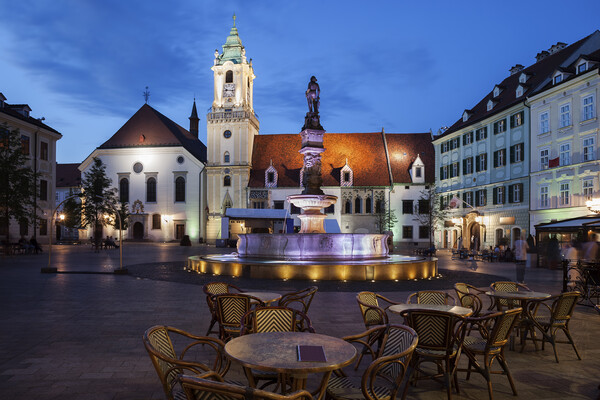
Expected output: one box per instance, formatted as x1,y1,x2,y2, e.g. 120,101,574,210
303,76,324,131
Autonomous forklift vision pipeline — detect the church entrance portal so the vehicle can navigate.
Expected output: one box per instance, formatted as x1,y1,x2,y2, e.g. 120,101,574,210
133,222,144,240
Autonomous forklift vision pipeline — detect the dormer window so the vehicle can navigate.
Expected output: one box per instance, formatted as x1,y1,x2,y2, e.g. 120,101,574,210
265,162,278,188
462,110,471,122
493,85,502,98
340,161,353,187
411,155,425,184
554,74,563,85
487,99,495,111
516,85,524,98
519,73,528,83
578,62,587,74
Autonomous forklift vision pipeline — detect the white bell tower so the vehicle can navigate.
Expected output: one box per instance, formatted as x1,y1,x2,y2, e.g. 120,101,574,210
206,15,259,242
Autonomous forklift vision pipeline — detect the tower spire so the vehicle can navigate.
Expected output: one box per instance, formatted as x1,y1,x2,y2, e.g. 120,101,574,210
189,98,199,138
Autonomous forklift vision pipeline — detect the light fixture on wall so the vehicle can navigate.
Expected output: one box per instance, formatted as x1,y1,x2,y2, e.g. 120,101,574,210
163,215,173,223
586,198,600,213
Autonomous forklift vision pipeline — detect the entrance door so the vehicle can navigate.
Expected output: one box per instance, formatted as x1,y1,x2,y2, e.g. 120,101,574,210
175,224,185,240
470,223,481,251
133,222,144,240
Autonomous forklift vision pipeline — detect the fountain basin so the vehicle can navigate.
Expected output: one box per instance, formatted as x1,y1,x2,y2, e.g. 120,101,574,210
237,233,389,260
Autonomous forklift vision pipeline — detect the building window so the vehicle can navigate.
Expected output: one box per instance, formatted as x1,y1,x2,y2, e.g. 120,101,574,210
415,167,422,178
344,200,352,214
441,141,449,153
39,179,47,201
419,226,429,239
463,192,473,208
40,141,48,161
267,172,275,184
418,199,429,214
476,189,487,207
365,197,372,213
450,137,460,150
375,199,383,214
451,162,459,178
402,226,413,239
223,175,231,187
578,62,587,74
252,201,265,209
493,149,506,167
119,178,129,203
559,143,571,166
402,200,413,214
39,219,47,236
223,130,232,139
175,176,186,202
493,186,505,205
509,183,522,203
463,157,473,175
152,214,161,230
21,135,30,155
510,143,523,163
540,186,549,208
146,177,157,202
273,200,284,209
560,182,570,206
560,104,571,127
224,152,230,163
475,127,487,141
516,86,523,97
583,95,595,121
510,111,524,128
440,165,448,180
493,119,506,134
463,131,473,145
344,172,350,182
583,179,594,200
553,74,563,85
354,197,362,214
540,112,550,134
225,70,233,83
583,137,595,161
290,204,301,214
475,153,487,172
540,149,549,170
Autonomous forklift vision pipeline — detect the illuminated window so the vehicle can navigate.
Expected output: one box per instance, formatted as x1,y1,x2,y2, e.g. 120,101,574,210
583,179,594,200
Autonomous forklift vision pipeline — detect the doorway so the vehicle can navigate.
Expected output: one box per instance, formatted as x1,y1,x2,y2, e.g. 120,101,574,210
470,223,481,251
176,224,185,240
133,222,144,240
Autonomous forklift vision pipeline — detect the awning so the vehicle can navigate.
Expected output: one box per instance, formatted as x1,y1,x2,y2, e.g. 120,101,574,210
225,208,289,219
535,215,600,231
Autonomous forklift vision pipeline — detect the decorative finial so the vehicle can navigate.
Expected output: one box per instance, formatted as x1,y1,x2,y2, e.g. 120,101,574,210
233,13,236,27
143,86,150,104
270,159,273,166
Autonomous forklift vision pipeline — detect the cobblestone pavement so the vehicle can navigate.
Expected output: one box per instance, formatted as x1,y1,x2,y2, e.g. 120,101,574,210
1,243,599,399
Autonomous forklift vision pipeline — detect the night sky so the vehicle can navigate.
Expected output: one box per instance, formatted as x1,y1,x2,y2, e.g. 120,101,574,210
1,0,599,163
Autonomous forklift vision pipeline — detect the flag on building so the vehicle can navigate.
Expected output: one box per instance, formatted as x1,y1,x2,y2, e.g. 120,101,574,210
548,157,560,168
448,195,462,209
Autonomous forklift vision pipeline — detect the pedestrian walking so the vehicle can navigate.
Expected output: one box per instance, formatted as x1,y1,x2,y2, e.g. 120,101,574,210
514,234,529,283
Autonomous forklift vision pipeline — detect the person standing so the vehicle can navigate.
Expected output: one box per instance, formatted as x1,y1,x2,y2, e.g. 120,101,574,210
514,234,529,283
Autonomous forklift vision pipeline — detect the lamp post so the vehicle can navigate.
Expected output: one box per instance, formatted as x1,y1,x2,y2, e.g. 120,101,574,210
94,195,126,273
44,193,81,273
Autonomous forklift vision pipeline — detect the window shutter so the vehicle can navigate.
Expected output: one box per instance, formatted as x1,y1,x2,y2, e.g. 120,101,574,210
456,139,460,148
493,151,498,168
476,155,481,172
517,183,524,202
508,185,513,203
483,190,487,206
510,146,515,163
500,187,505,204
456,162,460,176
463,159,467,173
493,188,498,205
463,135,466,145
440,166,443,179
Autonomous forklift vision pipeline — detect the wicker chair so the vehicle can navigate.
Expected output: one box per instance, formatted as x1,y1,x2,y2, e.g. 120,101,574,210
179,373,314,400
356,292,402,370
400,310,467,400
278,286,318,331
241,306,315,335
407,290,456,306
489,281,531,310
326,324,418,400
526,291,581,363
203,282,245,336
460,308,522,400
143,325,230,400
215,293,265,342
454,283,486,316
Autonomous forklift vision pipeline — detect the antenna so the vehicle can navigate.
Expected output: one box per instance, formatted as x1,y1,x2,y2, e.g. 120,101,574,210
143,86,150,104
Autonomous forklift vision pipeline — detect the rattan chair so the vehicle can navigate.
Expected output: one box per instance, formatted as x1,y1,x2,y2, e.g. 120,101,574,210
240,306,315,335
407,290,456,306
215,293,265,342
400,309,466,400
526,291,581,363
326,324,418,400
278,286,318,331
179,373,314,400
489,281,531,310
203,282,245,336
143,325,230,400
460,308,522,400
454,283,486,316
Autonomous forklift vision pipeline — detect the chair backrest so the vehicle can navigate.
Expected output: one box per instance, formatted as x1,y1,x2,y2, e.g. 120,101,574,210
402,310,463,355
241,306,314,335
484,308,522,351
377,325,419,380
357,291,388,328
278,286,318,315
551,291,579,322
144,326,181,399
203,282,243,312
454,283,483,316
407,290,455,306
179,373,314,400
215,294,262,341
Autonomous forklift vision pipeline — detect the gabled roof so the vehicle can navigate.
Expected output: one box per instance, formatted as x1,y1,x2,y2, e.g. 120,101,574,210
98,104,207,163
248,132,434,188
56,163,81,188
438,31,600,138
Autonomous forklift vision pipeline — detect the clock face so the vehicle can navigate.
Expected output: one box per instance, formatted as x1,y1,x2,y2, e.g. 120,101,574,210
223,83,235,97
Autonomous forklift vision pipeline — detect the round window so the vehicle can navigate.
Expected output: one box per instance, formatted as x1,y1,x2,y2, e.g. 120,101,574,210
133,162,143,173
223,130,232,139
177,156,184,164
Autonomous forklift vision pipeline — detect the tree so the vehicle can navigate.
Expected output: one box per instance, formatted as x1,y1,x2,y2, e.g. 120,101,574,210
0,124,38,242
61,194,82,229
413,185,448,250
374,199,398,234
80,158,118,245
113,200,130,233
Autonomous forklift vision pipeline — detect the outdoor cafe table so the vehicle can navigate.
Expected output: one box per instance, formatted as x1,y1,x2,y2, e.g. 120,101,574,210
388,303,473,316
224,331,357,400
242,291,282,304
485,290,552,350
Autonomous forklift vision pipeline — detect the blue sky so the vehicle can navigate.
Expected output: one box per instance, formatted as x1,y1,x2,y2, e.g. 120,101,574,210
1,0,600,163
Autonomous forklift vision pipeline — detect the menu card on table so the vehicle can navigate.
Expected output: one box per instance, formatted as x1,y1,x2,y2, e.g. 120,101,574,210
297,345,327,362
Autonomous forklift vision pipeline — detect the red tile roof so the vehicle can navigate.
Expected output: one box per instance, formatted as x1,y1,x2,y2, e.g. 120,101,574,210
99,104,207,162
56,163,81,188
249,132,434,188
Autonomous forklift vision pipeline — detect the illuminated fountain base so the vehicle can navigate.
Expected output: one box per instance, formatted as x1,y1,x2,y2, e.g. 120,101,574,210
187,253,437,281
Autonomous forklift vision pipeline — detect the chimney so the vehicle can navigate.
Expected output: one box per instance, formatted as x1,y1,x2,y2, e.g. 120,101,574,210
548,42,567,54
535,50,550,62
189,100,199,138
509,64,524,76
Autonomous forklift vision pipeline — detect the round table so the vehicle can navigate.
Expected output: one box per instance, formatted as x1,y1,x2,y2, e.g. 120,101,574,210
242,291,282,304
485,291,551,301
388,303,473,316
225,331,356,400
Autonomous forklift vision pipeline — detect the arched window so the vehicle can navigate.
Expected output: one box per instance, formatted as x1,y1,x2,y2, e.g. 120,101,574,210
119,178,129,203
366,197,372,214
152,213,161,230
496,228,504,245
146,177,156,202
224,152,230,163
224,175,231,187
354,197,362,214
225,70,233,83
345,200,352,214
175,176,185,202
375,199,383,214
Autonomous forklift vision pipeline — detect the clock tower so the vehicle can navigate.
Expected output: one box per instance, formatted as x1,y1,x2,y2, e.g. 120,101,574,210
206,15,259,242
